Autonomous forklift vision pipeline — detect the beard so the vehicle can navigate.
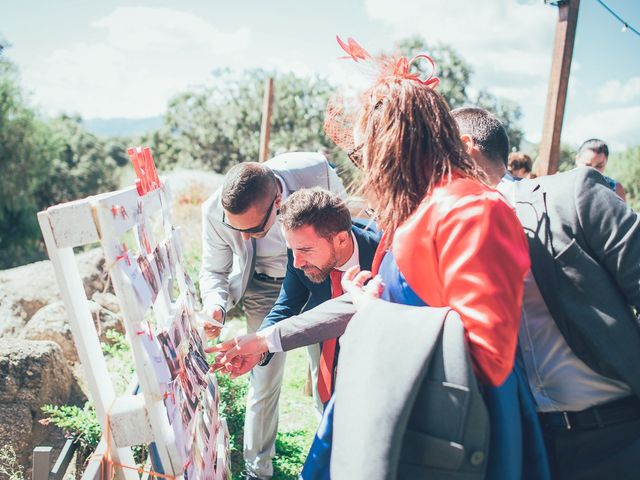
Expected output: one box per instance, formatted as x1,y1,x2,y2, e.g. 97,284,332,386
301,250,338,284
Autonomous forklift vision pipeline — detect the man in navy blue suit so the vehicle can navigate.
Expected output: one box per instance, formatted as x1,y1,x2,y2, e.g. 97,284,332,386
210,187,379,404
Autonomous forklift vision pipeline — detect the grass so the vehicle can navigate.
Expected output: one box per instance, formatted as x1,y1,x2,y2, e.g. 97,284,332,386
221,317,319,479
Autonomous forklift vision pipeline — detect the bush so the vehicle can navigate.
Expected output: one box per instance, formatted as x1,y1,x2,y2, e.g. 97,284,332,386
0,445,25,480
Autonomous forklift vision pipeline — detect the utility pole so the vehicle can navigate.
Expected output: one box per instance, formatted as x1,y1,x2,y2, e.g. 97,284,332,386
537,0,580,176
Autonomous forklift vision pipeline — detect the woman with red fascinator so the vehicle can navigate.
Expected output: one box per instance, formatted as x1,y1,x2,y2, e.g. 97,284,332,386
301,37,550,480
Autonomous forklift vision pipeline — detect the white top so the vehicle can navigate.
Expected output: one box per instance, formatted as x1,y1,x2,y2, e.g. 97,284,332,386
262,231,359,353
254,176,289,278
519,270,630,412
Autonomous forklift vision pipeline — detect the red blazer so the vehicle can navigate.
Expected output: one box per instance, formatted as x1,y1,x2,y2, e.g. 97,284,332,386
377,176,530,386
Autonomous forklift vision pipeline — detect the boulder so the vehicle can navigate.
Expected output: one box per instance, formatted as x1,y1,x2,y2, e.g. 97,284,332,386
0,249,108,338
21,301,124,363
0,340,84,472
91,291,120,314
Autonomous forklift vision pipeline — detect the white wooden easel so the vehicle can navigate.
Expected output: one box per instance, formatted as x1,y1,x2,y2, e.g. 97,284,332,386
38,179,186,479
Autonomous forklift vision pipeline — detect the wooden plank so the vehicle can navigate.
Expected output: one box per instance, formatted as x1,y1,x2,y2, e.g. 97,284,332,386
49,439,77,480
537,0,580,176
259,77,274,162
32,446,52,480
37,211,139,480
80,439,108,480
44,199,99,249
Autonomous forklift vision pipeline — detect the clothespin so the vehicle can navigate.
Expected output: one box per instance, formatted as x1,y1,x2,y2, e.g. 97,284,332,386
163,390,175,401
114,243,131,266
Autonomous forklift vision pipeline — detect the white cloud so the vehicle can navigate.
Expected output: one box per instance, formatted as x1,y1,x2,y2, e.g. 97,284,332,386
364,0,559,140
597,77,640,105
364,0,556,81
562,105,640,150
22,7,251,118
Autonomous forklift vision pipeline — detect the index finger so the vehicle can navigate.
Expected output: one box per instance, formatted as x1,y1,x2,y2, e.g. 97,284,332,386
204,337,238,354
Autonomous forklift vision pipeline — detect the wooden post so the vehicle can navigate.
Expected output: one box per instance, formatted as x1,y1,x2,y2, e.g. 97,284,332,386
259,77,274,162
32,446,52,480
537,0,580,176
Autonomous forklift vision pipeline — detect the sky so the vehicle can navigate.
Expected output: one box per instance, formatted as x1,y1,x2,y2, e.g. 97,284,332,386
1,0,639,150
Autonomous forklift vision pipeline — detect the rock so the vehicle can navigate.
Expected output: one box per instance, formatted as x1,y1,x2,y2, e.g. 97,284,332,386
0,404,33,471
91,291,120,313
0,340,85,471
22,301,124,363
0,249,109,338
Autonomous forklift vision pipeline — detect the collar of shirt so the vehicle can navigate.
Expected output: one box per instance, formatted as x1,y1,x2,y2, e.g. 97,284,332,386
275,174,289,201
335,231,359,272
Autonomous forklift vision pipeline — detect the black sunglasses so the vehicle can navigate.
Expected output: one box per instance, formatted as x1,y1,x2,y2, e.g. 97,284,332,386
347,143,364,168
222,194,278,234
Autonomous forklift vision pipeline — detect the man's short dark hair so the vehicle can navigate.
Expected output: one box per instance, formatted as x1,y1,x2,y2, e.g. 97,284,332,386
450,107,510,167
577,138,609,159
280,188,352,239
221,162,278,214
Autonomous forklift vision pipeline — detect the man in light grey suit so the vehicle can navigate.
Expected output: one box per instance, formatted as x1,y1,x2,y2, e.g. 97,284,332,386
199,151,346,479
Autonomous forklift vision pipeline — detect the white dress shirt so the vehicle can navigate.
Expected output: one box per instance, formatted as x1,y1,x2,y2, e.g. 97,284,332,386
254,176,289,278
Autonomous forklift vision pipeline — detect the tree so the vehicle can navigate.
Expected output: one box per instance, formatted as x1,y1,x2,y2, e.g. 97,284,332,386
0,56,122,268
606,146,640,211
397,36,472,109
397,36,525,150
0,57,54,267
147,69,340,173
35,115,119,208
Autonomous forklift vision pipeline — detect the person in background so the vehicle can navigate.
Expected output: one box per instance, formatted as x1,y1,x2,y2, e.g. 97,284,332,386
508,151,533,179
575,138,626,201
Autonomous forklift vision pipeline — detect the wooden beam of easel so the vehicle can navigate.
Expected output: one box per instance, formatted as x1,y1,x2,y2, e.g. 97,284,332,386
537,0,580,176
259,77,274,162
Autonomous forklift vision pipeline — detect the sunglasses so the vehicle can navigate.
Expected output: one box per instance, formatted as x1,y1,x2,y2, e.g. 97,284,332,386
347,143,364,168
222,194,277,234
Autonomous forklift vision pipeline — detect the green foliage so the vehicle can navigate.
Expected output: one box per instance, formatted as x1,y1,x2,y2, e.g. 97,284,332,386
0,57,124,268
530,143,577,175
215,372,249,475
215,371,310,479
607,146,640,210
272,430,311,480
0,57,55,268
397,36,471,109
147,68,343,175
0,445,25,480
41,403,102,455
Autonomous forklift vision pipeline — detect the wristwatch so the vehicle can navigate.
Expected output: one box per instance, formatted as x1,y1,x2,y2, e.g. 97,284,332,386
257,351,274,367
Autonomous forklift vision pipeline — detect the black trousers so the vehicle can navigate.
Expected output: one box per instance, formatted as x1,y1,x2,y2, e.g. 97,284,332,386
541,418,640,480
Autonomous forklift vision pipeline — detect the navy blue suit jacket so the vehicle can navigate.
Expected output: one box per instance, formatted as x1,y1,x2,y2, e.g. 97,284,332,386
259,224,380,331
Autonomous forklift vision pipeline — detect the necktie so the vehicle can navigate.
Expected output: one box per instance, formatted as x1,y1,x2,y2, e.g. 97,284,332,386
317,269,343,404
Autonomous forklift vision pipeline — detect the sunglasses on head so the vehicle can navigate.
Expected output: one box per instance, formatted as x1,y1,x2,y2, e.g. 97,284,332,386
222,194,278,234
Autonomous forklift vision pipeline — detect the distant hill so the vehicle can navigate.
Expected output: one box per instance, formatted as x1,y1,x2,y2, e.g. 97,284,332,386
82,116,164,138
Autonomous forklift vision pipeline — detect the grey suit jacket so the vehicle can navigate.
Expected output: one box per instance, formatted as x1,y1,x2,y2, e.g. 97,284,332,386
198,152,346,317
331,299,489,479
274,293,355,351
513,167,640,396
